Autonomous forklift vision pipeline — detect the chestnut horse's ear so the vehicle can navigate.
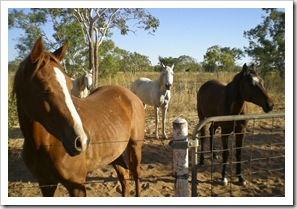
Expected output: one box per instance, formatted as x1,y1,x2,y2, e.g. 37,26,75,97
52,40,69,61
30,37,44,63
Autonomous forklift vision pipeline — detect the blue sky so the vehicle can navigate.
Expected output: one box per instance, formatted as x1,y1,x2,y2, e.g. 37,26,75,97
110,8,266,66
7,6,285,66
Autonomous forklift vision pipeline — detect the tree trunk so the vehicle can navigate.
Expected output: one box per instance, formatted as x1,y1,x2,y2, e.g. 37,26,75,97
94,40,100,88
88,25,97,90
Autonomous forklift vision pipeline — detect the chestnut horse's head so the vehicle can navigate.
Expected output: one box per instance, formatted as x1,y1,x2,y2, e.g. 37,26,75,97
13,37,89,156
239,63,274,113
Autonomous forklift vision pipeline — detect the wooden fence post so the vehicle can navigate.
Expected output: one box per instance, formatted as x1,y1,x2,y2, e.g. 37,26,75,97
171,118,188,197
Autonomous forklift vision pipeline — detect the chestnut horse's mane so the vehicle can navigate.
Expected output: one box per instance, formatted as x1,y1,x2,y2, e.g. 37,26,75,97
13,51,63,97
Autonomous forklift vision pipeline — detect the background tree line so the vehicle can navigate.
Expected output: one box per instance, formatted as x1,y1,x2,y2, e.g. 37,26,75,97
8,8,285,86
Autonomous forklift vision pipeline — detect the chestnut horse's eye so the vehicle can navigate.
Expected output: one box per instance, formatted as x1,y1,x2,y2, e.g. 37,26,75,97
43,90,51,113
44,100,51,113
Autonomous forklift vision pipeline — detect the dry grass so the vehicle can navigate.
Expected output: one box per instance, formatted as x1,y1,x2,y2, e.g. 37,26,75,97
98,71,284,118
8,70,285,130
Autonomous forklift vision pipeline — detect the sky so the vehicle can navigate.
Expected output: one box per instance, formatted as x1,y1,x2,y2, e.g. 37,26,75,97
6,2,287,67
111,8,264,66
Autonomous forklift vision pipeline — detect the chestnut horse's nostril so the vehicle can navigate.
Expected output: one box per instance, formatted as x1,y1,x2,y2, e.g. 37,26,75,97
75,137,82,152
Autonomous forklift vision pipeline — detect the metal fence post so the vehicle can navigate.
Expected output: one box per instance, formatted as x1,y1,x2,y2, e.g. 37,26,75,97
171,118,188,197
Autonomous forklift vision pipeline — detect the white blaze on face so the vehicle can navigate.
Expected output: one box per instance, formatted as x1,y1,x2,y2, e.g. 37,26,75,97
252,76,260,84
53,67,88,143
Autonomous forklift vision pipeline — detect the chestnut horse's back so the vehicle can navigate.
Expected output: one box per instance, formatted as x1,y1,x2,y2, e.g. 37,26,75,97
88,85,145,141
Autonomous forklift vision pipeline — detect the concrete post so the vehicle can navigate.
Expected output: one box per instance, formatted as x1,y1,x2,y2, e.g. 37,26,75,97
172,118,188,197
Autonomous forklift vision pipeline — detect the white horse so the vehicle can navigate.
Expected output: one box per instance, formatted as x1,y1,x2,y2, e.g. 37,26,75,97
71,69,93,98
130,64,174,139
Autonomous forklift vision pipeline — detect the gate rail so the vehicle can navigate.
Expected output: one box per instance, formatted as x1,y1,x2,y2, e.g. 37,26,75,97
190,112,285,197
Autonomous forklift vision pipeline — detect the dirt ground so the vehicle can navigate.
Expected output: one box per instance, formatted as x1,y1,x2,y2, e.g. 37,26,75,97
8,107,285,199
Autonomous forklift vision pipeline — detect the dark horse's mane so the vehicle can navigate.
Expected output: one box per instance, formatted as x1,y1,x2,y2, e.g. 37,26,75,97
13,51,63,97
224,70,245,114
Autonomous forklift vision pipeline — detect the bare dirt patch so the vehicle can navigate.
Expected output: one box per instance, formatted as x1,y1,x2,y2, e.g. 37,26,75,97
8,108,285,197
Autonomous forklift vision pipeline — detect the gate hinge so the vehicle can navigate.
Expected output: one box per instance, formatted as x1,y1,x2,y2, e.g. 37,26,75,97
169,138,199,149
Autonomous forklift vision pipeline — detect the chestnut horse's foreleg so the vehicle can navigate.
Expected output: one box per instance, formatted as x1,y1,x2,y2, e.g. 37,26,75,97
111,155,130,197
221,134,229,186
63,182,86,197
154,106,159,139
39,181,59,197
161,105,168,139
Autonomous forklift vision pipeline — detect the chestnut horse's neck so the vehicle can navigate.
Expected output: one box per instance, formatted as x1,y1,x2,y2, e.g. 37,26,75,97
224,73,246,115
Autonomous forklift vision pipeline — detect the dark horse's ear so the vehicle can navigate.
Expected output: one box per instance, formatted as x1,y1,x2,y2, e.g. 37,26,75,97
242,63,248,72
30,37,44,63
241,63,249,76
52,40,69,61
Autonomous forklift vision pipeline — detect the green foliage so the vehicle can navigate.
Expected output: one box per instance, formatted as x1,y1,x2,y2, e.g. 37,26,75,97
157,55,202,72
9,8,160,88
202,45,243,72
119,51,152,74
158,56,177,69
244,9,285,78
8,9,51,57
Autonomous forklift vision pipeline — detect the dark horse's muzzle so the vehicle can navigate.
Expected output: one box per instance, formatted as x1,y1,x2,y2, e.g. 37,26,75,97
264,101,274,113
165,83,172,90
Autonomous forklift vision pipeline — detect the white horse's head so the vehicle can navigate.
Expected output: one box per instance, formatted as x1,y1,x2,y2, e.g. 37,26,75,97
83,69,93,90
161,63,174,90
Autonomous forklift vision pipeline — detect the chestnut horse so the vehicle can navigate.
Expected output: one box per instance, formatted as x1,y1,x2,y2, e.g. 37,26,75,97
197,64,274,186
13,37,145,197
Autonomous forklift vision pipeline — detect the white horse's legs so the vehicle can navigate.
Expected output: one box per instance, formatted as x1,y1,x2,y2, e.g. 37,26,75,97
154,106,159,139
161,106,168,139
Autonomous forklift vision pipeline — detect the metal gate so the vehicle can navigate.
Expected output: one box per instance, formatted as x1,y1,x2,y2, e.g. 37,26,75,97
190,112,285,197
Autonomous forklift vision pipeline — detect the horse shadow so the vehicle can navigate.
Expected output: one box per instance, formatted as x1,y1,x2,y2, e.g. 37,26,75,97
8,127,23,139
8,150,36,182
8,131,173,184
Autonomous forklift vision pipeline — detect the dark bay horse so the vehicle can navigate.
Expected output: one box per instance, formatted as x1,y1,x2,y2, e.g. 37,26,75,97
13,37,145,197
197,64,274,186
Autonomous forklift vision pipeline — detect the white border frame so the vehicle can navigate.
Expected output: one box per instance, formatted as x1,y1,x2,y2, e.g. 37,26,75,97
1,0,293,206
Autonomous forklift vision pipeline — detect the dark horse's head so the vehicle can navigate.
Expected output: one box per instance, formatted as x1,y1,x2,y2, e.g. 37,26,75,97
239,63,274,113
13,37,89,156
